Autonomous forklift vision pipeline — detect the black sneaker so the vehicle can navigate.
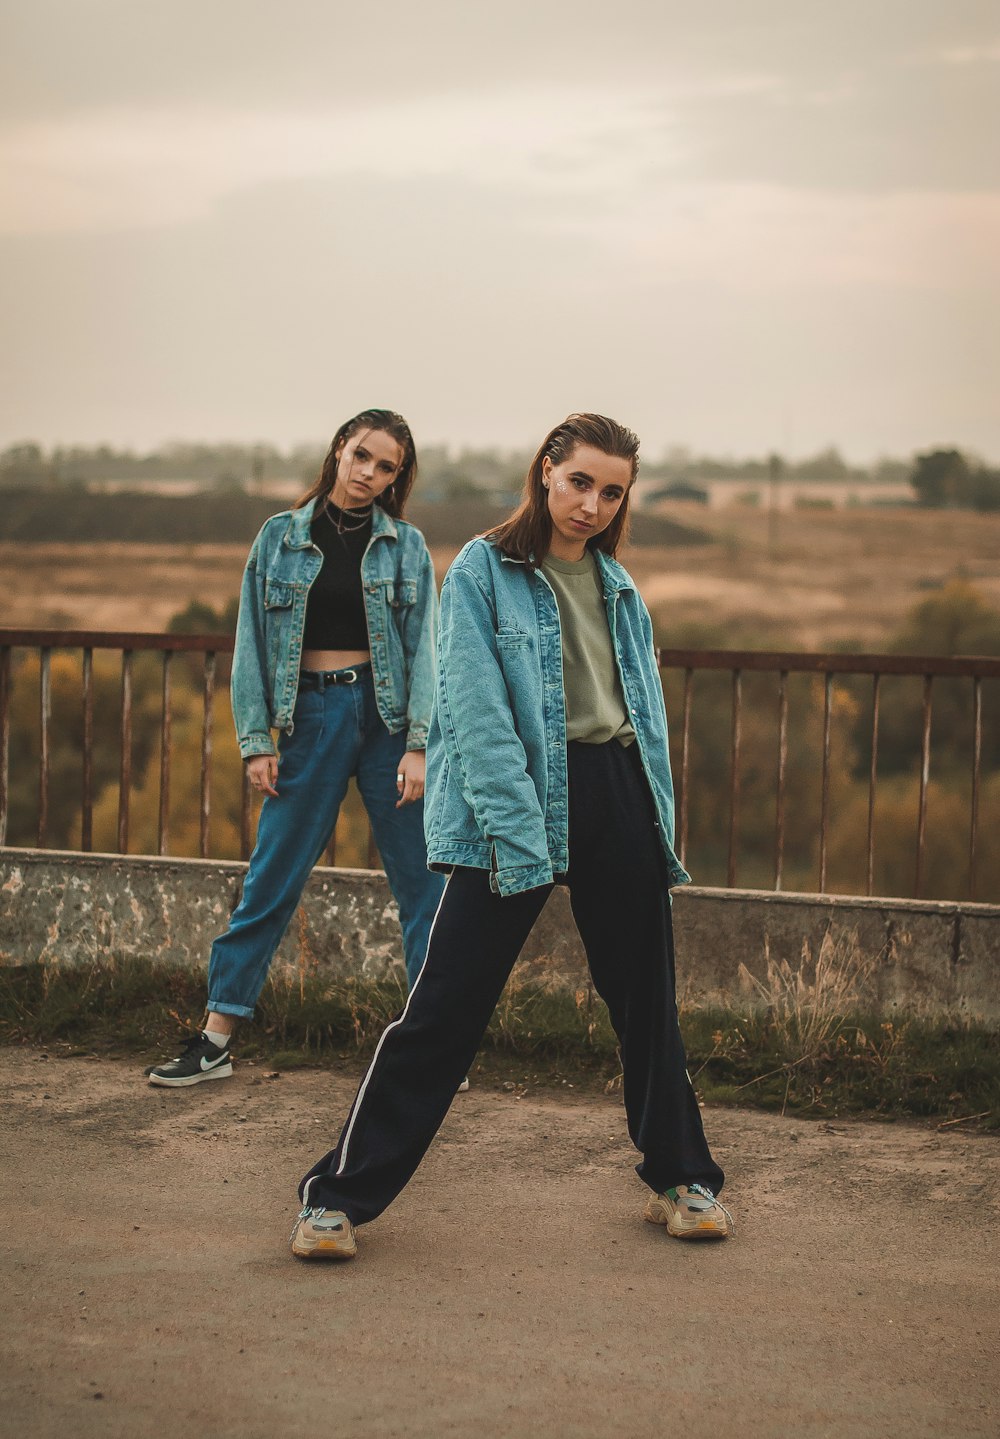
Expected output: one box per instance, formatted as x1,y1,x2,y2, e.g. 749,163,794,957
146,1032,233,1087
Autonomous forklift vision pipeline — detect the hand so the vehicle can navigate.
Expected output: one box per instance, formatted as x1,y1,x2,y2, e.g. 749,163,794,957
246,753,279,799
395,749,425,807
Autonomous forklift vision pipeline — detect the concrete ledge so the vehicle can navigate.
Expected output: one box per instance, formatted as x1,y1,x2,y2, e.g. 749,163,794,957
672,885,1000,1022
2,847,998,1023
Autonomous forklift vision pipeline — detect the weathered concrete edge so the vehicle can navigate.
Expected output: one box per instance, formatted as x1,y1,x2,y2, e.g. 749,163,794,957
2,847,998,1024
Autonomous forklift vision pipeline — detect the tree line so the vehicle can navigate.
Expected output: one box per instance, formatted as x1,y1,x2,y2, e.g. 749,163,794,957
0,491,704,548
909,450,1000,511
5,439,998,507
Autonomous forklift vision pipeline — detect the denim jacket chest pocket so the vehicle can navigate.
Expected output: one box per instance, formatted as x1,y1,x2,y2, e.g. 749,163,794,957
263,578,307,668
264,578,297,610
496,624,532,650
368,576,417,609
391,578,418,608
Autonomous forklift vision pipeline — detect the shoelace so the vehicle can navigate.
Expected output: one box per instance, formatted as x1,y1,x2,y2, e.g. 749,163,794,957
292,1205,355,1237
688,1183,736,1234
165,1032,215,1062
291,1205,326,1239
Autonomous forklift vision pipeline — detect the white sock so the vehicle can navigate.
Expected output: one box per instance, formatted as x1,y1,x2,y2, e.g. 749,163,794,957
203,1028,231,1049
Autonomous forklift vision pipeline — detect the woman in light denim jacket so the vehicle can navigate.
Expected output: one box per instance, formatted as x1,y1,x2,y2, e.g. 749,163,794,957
292,413,732,1258
146,409,445,1088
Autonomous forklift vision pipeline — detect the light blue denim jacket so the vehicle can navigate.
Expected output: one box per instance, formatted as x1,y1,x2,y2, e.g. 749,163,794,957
231,500,438,759
424,537,692,897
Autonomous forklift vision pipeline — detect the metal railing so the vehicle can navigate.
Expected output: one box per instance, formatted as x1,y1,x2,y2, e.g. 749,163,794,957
661,647,999,902
0,629,232,858
0,628,383,868
1,629,998,900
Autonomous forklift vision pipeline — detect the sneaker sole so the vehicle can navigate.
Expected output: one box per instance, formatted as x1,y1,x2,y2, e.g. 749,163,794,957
148,1063,233,1087
644,1209,729,1241
291,1239,357,1261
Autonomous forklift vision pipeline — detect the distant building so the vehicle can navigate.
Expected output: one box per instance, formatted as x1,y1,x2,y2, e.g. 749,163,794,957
643,481,710,505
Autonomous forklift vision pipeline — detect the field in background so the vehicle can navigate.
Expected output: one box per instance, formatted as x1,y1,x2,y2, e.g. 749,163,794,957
632,503,1000,651
6,504,1000,650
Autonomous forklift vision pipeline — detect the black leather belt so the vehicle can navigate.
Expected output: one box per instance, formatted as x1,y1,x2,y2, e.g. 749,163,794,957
299,665,370,690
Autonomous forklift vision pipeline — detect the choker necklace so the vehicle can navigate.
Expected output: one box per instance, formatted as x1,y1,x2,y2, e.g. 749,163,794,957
323,494,373,534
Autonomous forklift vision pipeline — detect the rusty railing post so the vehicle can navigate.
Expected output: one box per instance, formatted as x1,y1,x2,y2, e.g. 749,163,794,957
679,667,693,868
915,674,933,898
157,650,173,856
0,646,11,846
727,669,742,888
81,647,94,851
117,649,133,854
200,652,216,859
969,676,982,902
38,647,52,847
818,672,833,893
774,670,788,890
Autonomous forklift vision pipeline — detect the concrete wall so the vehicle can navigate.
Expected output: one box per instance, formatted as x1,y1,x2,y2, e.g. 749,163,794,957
2,847,998,1023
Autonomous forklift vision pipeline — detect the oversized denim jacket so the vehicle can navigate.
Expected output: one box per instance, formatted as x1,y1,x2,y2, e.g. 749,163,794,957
424,537,692,897
230,499,437,760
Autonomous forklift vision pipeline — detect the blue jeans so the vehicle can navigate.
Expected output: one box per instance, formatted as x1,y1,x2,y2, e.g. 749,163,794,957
207,666,445,1018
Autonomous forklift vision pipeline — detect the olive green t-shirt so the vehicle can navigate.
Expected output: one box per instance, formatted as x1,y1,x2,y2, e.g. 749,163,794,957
541,552,635,746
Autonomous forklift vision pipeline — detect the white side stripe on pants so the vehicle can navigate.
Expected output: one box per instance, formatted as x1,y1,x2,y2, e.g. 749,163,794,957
332,871,452,1181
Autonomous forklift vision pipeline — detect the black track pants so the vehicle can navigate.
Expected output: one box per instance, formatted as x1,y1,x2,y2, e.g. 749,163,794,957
299,740,724,1223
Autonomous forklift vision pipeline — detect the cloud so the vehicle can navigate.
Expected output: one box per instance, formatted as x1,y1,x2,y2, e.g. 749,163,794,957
0,88,692,237
902,41,1000,67
535,183,1000,293
3,83,997,304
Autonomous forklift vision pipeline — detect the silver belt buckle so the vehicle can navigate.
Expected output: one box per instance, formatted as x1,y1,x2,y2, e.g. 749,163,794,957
341,668,358,685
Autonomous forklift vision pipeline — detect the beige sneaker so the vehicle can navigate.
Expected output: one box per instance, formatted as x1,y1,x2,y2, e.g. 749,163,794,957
644,1184,733,1240
290,1206,357,1260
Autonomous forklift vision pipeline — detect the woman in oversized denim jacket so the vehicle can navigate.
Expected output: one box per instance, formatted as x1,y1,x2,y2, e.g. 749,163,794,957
292,413,732,1260
146,409,444,1088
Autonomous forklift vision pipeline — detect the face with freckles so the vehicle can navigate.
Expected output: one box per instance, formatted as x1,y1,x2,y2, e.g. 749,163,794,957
330,428,404,510
542,443,632,562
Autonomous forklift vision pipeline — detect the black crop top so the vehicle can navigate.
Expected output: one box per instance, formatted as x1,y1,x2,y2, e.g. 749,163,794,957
302,501,372,651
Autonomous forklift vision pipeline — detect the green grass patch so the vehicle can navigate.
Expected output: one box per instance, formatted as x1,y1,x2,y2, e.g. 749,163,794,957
1,956,997,1128
679,1007,1000,1125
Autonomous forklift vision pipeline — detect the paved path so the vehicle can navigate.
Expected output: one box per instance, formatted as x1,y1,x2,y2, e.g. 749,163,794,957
1,1048,997,1438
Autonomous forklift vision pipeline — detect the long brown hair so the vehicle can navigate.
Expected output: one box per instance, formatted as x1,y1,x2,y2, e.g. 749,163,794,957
487,413,640,565
295,409,418,517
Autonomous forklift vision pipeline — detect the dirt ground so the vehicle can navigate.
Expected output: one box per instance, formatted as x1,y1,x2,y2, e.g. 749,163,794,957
1,1048,997,1439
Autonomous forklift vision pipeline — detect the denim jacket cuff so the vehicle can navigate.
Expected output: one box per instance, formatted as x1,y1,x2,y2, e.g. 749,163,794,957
239,733,277,760
488,861,554,897
406,729,428,752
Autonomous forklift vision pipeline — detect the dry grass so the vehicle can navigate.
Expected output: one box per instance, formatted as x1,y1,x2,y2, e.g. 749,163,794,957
7,506,1000,650
737,928,880,1068
626,503,1000,649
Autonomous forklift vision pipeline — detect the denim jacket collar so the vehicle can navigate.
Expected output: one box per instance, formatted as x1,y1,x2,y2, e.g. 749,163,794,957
281,497,399,550
499,547,634,595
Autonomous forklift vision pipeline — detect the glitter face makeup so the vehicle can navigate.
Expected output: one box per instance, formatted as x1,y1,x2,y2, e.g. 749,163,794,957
542,444,632,562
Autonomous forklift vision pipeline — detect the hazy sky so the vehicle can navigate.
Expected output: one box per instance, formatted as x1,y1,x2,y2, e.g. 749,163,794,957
1,1,998,460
